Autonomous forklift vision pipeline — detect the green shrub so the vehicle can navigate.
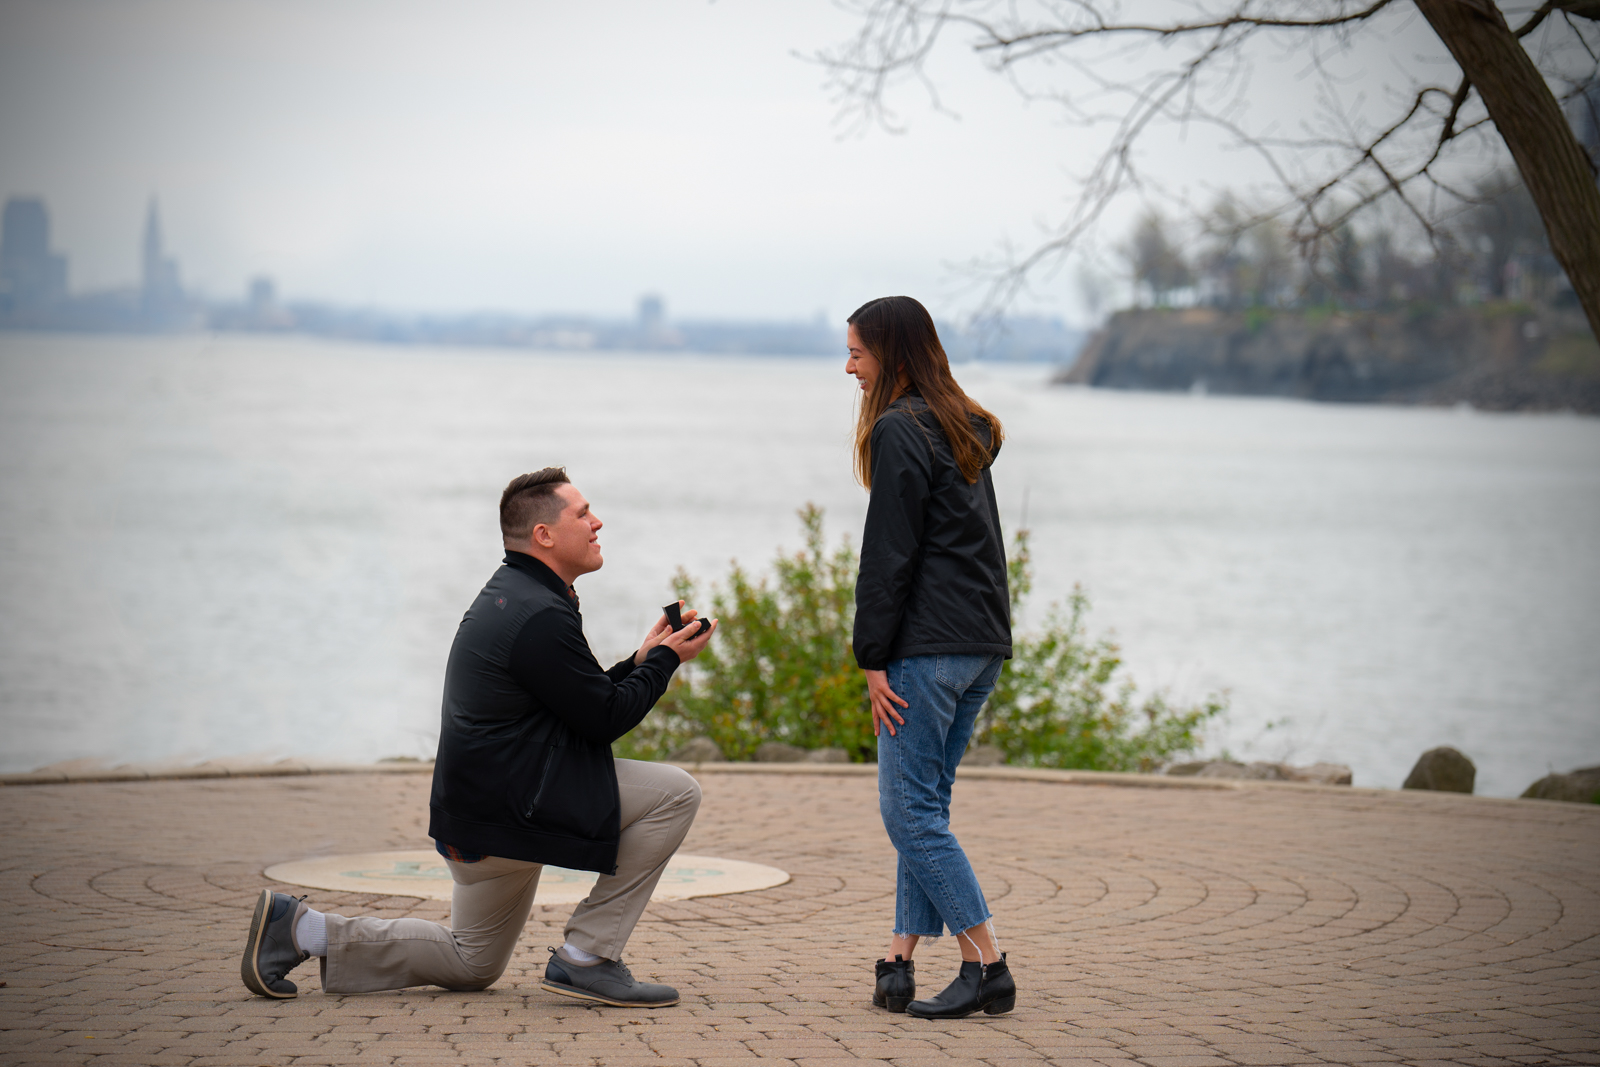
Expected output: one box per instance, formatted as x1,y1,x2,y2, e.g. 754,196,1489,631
616,506,1226,770
616,504,873,761
974,529,1226,772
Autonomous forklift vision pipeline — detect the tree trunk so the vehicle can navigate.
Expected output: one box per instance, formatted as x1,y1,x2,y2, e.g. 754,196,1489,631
1414,0,1600,341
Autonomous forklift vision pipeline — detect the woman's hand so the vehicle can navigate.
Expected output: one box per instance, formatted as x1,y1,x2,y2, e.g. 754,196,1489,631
865,668,908,737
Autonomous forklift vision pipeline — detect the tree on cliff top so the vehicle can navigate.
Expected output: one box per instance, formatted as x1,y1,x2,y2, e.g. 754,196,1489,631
820,1,1600,340
1124,209,1195,305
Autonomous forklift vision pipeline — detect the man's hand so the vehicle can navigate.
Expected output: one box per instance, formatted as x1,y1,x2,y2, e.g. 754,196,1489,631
635,607,677,665
660,615,716,663
637,601,717,665
865,668,907,737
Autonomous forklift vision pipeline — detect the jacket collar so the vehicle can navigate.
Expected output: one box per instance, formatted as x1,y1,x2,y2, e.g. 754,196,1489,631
503,550,580,606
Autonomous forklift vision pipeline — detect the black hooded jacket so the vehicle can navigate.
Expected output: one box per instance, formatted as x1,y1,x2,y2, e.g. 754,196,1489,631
852,395,1012,671
428,551,679,874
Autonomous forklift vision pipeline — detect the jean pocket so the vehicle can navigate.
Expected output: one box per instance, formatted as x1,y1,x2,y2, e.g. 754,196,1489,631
934,653,993,692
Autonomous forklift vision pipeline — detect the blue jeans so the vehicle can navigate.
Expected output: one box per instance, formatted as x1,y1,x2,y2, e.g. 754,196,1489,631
877,653,1004,937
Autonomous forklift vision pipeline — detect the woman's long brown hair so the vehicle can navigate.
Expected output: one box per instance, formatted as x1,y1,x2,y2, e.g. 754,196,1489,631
850,296,1004,488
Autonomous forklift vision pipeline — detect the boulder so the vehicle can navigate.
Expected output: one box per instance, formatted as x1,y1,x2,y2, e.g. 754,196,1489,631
1402,747,1475,793
1282,762,1354,786
666,737,725,763
1204,761,1289,780
805,748,850,764
1521,766,1600,804
1166,760,1286,780
753,741,808,763
1164,760,1352,785
963,744,1006,767
1163,761,1211,776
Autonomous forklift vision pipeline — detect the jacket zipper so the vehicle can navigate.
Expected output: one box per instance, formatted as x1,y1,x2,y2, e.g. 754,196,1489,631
524,748,557,818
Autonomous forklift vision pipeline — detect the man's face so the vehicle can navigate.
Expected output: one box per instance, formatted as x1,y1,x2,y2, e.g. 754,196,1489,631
537,483,604,580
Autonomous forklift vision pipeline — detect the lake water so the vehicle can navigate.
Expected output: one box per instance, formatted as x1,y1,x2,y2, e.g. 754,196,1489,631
2,332,1597,797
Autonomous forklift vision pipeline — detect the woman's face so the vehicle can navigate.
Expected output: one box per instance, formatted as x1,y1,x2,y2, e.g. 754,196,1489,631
845,324,880,395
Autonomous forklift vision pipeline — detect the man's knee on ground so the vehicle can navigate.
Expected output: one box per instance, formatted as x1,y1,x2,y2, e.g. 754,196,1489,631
448,928,520,992
453,954,511,991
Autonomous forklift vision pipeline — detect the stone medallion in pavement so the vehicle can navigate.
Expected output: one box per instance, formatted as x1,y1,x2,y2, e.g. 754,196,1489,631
1,767,1597,1067
265,850,788,902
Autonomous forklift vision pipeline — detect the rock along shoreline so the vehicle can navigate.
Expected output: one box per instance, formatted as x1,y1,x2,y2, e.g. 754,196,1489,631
7,757,1599,810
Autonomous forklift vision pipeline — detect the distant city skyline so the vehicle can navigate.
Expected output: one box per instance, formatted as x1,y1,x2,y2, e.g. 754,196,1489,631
0,193,1083,361
0,1,1470,326
2,194,200,329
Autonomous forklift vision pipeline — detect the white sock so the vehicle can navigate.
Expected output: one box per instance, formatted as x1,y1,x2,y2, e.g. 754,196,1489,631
295,908,328,957
560,941,599,964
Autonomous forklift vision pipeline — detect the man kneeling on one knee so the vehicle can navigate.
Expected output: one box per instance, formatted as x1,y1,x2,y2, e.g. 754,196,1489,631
242,467,716,1007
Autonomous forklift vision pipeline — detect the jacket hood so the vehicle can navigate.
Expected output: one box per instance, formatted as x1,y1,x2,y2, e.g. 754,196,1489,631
885,394,1001,468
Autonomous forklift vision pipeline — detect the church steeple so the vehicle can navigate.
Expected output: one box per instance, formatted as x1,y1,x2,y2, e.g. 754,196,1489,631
139,196,183,325
142,198,163,292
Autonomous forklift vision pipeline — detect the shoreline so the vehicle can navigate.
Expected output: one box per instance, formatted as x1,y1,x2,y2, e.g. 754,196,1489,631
6,757,1596,811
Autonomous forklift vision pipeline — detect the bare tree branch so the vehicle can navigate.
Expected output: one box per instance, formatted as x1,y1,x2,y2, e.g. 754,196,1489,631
1552,0,1600,21
817,0,1600,329
1438,76,1474,141
956,0,1395,50
1515,2,1557,39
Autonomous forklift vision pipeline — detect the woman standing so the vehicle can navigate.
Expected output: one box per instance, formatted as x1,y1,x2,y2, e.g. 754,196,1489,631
846,296,1016,1019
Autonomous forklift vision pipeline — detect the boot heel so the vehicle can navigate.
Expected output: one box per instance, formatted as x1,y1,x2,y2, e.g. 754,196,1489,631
984,995,1015,1015
885,995,912,1013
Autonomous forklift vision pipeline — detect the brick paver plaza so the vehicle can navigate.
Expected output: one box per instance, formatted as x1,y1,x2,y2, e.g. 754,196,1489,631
2,764,1597,1066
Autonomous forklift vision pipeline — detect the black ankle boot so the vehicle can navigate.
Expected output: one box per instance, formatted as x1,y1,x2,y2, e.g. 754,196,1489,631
905,953,1016,1019
873,954,916,1013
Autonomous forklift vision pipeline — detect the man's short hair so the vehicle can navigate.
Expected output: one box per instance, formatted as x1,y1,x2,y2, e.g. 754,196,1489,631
500,468,572,542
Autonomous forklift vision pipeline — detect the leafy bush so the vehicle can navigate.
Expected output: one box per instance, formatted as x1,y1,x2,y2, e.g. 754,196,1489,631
617,504,873,761
974,529,1226,772
616,505,1225,770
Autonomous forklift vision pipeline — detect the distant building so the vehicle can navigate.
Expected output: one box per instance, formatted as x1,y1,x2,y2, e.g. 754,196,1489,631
246,275,291,329
638,294,665,331
634,293,683,348
207,274,295,333
1,197,69,323
141,198,185,325
249,276,276,313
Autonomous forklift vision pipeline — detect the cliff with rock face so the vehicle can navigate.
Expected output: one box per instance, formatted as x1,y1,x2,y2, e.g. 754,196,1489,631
1057,306,1600,413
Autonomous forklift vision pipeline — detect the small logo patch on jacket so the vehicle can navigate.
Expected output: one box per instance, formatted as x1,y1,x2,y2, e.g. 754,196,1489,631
494,596,507,609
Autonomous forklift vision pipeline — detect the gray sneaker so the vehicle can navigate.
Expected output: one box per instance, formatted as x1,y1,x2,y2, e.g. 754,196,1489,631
541,948,680,1008
241,889,309,998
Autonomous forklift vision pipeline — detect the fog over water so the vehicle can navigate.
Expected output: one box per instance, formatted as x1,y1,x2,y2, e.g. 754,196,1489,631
2,333,1597,797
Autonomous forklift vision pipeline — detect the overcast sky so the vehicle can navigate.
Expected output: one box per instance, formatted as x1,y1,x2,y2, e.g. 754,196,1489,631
1,0,1477,323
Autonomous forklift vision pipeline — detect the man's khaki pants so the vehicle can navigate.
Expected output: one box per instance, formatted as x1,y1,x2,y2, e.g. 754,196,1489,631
318,759,701,994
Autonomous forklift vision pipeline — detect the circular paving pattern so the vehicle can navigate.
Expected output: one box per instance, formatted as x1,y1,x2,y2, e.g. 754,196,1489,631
263,849,789,903
1,768,1597,1066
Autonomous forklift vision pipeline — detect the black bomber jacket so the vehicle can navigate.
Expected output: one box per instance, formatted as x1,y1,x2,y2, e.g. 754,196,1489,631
428,551,679,874
852,395,1012,671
